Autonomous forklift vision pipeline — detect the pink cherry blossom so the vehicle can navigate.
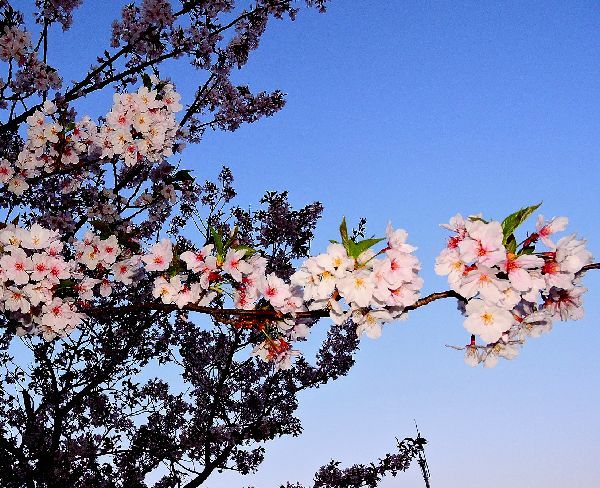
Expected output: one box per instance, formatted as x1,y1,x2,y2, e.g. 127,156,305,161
536,215,568,248
222,248,252,282
142,238,173,272
1,248,32,285
180,244,214,273
458,220,505,267
500,253,544,292
260,273,292,309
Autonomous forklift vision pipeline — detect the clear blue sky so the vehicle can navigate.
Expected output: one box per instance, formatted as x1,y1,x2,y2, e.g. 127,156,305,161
30,1,600,486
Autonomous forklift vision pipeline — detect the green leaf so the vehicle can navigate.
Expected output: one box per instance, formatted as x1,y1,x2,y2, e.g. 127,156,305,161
55,279,76,299
337,217,384,259
210,226,224,257
501,202,542,244
505,234,517,254
339,217,350,248
347,237,384,259
520,245,535,255
58,279,75,289
352,238,385,258
468,215,489,224
329,239,339,244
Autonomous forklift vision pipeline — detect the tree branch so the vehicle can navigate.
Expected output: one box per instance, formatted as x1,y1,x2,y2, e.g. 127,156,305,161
84,262,599,326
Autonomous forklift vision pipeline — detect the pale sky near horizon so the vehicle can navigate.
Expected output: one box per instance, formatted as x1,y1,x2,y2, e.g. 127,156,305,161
16,1,600,487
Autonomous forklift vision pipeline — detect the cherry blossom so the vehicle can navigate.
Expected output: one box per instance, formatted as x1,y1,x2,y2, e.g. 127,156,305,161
260,273,293,310
463,300,514,344
222,248,253,282
458,220,505,267
251,338,300,370
437,206,594,367
1,248,32,285
180,244,214,273
1,82,182,196
354,309,393,339
142,238,173,271
536,215,568,248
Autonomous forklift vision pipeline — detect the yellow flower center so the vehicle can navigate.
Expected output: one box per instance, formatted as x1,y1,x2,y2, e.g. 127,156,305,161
481,312,494,325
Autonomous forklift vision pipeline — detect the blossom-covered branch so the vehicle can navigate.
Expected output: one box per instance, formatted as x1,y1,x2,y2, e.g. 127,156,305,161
0,209,596,371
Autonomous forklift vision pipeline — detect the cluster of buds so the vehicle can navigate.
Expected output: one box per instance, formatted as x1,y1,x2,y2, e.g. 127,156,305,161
435,204,593,367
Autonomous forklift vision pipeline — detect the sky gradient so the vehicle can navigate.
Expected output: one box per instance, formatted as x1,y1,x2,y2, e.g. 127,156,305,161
23,1,600,486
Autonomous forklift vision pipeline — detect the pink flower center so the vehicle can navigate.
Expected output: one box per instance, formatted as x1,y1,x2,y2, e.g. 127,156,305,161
505,255,519,273
447,236,460,249
542,260,558,275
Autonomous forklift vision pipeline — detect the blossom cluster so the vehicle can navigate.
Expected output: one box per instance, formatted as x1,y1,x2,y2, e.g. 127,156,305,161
0,223,146,340
142,223,423,369
290,223,423,338
0,25,32,62
1,81,182,195
0,223,81,341
0,22,63,100
435,209,593,367
103,83,182,165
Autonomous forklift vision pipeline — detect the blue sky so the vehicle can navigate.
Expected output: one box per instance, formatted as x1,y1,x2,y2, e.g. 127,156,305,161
21,1,600,486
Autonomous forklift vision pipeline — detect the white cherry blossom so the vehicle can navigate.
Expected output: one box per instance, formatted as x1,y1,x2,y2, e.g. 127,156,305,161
463,300,514,344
